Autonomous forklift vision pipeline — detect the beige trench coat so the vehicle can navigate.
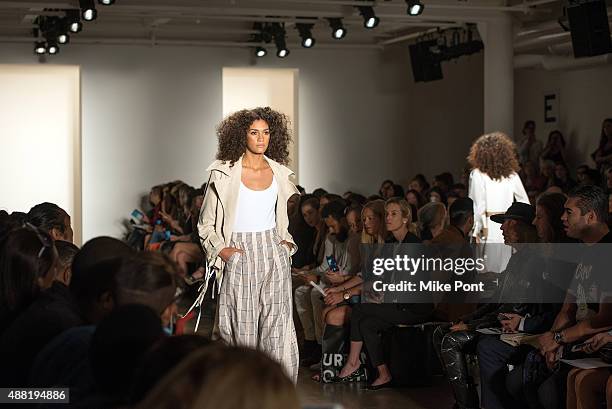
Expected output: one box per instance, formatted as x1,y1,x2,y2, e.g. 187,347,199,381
197,154,299,285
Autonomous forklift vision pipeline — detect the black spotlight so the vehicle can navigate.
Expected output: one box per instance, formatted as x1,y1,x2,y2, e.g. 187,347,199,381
296,23,315,48
34,41,47,55
98,0,115,4
328,18,346,39
79,0,97,21
66,10,83,33
358,6,379,29
272,23,289,58
406,0,424,16
255,46,267,57
47,41,60,55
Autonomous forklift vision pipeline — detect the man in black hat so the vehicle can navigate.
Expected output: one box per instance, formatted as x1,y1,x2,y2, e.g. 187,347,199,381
434,201,553,409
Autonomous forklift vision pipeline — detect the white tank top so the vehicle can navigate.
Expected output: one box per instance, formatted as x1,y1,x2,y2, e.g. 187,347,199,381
232,175,278,232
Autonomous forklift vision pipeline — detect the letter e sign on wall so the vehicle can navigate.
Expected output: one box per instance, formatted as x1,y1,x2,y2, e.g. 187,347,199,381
544,92,559,124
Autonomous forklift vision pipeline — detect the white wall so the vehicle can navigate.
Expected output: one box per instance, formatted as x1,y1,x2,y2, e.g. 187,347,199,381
2,43,450,240
0,64,82,244
222,68,299,179
515,64,612,169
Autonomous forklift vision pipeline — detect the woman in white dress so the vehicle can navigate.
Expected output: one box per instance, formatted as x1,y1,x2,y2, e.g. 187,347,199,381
467,132,530,273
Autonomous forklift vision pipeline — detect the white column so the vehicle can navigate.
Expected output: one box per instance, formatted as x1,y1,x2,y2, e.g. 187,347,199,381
478,13,515,137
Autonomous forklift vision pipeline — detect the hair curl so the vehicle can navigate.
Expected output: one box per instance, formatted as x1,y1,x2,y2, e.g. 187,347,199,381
467,132,520,180
216,107,291,165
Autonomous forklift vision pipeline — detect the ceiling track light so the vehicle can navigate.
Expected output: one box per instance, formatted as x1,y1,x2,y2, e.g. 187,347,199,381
34,41,47,55
98,0,115,4
272,24,290,58
357,6,379,29
296,23,315,48
79,0,98,21
66,10,83,33
406,0,424,16
327,18,346,40
255,46,267,57
47,41,59,55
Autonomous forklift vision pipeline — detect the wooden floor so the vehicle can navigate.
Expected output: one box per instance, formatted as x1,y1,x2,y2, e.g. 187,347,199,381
182,291,454,409
296,369,454,409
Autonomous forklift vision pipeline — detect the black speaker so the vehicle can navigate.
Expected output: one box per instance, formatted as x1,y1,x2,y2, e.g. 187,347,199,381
567,0,612,58
409,40,443,83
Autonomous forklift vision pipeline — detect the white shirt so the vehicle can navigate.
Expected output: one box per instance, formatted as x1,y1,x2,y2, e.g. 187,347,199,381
233,175,278,233
469,168,529,240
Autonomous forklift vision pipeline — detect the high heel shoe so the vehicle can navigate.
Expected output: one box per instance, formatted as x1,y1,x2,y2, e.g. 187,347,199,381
365,380,393,390
331,367,363,383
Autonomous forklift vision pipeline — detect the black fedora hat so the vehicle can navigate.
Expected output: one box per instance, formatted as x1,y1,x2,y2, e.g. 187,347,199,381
490,202,535,225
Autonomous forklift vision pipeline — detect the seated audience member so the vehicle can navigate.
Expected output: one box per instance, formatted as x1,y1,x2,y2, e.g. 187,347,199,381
522,160,548,193
576,164,590,185
582,167,603,187
476,193,572,409
379,179,396,200
430,198,476,321
320,193,345,210
322,199,387,298
345,192,367,207
606,167,612,192
405,188,426,210
0,225,57,334
434,172,454,195
566,330,612,409
54,240,79,285
26,202,74,243
518,120,542,166
312,187,328,198
592,118,612,172
540,130,567,165
0,240,80,387
552,162,577,193
29,250,178,406
540,159,557,190
434,202,541,409
297,200,360,368
288,194,317,272
418,202,447,243
507,185,612,409
135,347,301,409
427,186,447,205
87,304,166,409
408,174,430,194
451,183,468,198
332,198,430,389
129,335,213,404
346,203,363,235
294,197,327,364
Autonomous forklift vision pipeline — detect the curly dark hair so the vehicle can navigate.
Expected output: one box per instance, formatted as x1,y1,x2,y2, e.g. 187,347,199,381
467,132,520,180
216,107,291,165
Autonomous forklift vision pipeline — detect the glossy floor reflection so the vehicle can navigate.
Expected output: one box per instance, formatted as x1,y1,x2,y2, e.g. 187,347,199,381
296,370,454,409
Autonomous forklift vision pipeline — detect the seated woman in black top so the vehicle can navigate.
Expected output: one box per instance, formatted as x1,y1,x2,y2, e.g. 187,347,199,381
333,198,432,389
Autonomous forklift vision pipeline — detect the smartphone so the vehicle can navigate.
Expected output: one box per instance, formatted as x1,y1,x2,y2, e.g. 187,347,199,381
497,313,510,321
130,209,144,224
327,255,339,272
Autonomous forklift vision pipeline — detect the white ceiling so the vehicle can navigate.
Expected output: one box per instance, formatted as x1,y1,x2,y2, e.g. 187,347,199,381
0,0,606,55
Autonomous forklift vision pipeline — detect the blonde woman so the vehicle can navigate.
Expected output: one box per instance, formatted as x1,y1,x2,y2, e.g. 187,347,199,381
468,132,529,273
198,107,299,382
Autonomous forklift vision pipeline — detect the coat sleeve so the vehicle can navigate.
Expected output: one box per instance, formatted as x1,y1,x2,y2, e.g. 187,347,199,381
512,173,530,204
197,173,225,264
469,169,486,238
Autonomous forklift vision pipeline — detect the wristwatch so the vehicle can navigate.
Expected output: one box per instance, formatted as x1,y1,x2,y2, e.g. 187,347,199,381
553,330,565,344
343,291,351,301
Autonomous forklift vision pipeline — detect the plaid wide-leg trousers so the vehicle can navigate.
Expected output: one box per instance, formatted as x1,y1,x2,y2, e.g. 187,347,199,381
218,228,299,383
